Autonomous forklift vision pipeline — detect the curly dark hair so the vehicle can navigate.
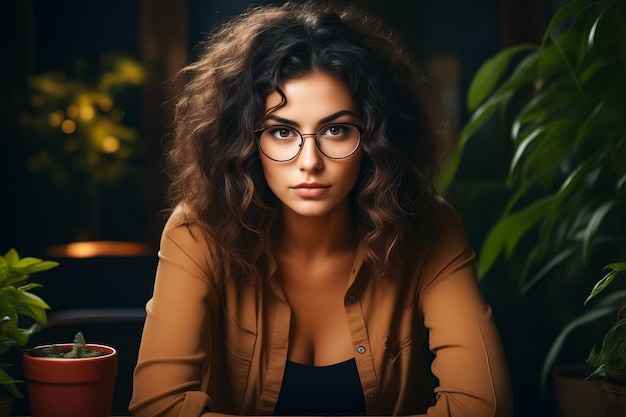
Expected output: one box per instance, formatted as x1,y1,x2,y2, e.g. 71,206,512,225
166,0,450,283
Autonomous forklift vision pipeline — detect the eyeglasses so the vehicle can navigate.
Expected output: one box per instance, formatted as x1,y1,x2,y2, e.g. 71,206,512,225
254,123,363,162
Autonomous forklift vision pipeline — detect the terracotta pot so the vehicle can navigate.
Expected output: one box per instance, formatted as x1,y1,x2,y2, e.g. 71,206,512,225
553,363,603,417
603,381,626,417
23,343,117,417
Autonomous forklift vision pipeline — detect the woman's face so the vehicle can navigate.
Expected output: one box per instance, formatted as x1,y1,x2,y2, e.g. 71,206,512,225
259,71,363,219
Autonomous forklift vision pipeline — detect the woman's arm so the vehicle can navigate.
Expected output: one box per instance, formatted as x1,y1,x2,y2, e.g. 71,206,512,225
130,208,219,417
418,203,514,417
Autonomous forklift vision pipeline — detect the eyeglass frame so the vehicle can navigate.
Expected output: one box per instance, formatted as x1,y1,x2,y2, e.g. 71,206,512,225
254,122,364,162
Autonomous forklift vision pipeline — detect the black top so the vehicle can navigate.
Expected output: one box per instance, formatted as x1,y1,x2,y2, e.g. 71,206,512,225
274,358,367,416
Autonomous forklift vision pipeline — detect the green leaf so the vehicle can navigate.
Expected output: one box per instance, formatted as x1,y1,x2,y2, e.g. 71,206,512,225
586,262,626,304
484,50,543,107
14,289,50,310
585,363,606,380
467,44,537,111
605,263,626,273
540,0,597,48
14,258,58,275
439,93,511,191
13,292,49,326
511,79,587,142
597,317,626,368
477,197,554,278
540,160,602,243
438,144,465,193
509,127,544,177
587,14,600,50
582,201,614,262
17,282,44,293
508,119,573,188
2,249,19,266
587,0,625,51
1,250,58,286
0,365,23,398
521,247,575,295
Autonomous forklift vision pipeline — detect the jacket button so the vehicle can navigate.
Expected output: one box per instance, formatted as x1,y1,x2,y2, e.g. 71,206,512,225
368,393,379,401
357,346,366,354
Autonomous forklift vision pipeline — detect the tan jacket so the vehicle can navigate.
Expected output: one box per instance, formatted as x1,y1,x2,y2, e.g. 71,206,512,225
130,200,513,417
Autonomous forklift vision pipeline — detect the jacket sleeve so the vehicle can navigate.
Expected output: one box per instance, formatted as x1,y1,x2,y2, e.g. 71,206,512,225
418,202,513,417
129,207,218,417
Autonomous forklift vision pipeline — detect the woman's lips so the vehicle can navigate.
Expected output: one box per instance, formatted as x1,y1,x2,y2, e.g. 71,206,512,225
292,183,330,197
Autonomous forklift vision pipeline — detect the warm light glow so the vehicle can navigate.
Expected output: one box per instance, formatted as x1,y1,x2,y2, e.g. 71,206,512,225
48,111,64,127
61,119,76,134
79,105,95,121
66,104,79,119
99,97,113,112
101,136,120,153
110,108,124,122
46,241,154,258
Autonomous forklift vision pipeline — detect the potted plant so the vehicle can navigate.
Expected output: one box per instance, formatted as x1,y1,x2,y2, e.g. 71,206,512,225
23,331,117,417
439,0,625,414
540,262,626,416
586,263,626,417
0,248,57,417
584,263,626,383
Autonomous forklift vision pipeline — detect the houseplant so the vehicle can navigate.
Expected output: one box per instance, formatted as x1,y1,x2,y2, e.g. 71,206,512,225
0,248,57,416
23,331,118,417
440,0,626,289
439,0,625,413
20,52,147,242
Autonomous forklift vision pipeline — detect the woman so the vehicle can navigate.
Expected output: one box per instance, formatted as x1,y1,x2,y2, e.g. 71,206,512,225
130,2,513,416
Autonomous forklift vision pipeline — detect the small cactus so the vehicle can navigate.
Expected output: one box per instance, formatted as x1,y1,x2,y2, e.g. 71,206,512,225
36,332,106,358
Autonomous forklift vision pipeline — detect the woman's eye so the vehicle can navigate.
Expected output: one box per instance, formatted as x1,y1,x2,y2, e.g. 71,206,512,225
323,125,346,136
270,127,296,139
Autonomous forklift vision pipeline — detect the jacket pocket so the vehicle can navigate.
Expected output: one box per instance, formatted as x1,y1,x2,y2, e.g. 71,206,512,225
222,316,257,409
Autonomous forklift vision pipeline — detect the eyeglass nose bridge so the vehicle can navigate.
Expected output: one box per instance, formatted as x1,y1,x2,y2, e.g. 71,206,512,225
296,132,321,154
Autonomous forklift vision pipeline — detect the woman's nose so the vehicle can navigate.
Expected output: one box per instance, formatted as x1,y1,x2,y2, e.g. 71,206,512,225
297,134,323,171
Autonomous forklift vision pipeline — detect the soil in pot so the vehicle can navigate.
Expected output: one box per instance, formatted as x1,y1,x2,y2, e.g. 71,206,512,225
29,331,108,359
23,332,117,417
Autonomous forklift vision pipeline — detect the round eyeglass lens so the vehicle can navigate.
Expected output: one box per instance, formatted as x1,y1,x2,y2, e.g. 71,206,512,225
316,124,360,158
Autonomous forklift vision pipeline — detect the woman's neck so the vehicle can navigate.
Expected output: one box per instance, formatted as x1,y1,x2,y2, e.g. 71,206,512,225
278,204,357,258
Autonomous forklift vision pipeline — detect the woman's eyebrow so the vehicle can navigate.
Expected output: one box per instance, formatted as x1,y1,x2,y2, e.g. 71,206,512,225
319,110,357,124
265,110,357,126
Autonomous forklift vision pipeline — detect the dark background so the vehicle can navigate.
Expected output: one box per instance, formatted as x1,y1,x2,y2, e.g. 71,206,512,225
1,1,568,416
1,0,549,252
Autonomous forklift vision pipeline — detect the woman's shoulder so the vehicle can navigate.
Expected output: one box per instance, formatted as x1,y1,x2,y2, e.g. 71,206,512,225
162,204,209,237
159,204,218,275
163,203,191,229
401,197,476,293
